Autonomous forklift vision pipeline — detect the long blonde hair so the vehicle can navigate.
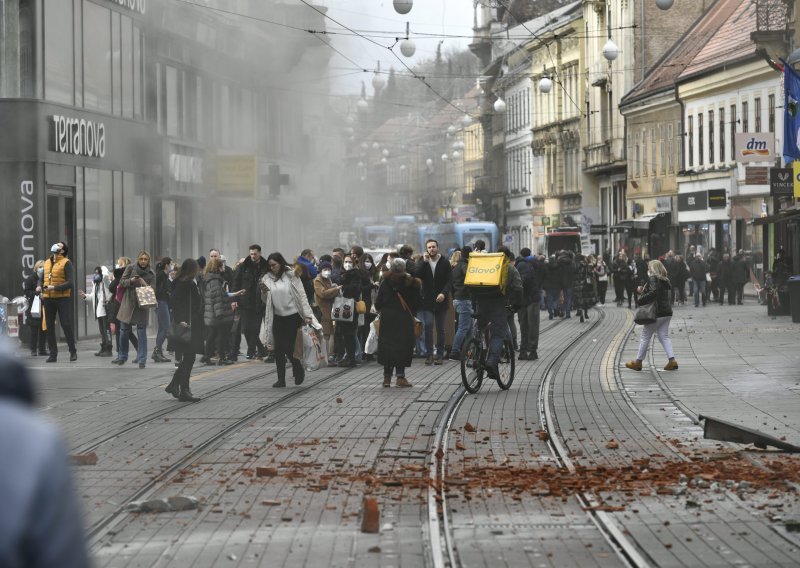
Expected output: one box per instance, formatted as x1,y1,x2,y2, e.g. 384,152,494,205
648,259,668,280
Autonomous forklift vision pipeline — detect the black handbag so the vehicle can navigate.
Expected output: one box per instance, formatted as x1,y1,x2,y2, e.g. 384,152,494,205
633,301,657,325
167,291,192,345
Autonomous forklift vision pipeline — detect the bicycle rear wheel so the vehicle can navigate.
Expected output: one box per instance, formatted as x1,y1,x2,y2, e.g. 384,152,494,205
460,338,483,394
495,340,515,390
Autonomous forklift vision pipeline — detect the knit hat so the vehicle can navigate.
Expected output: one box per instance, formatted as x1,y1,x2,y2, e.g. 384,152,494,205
318,261,332,271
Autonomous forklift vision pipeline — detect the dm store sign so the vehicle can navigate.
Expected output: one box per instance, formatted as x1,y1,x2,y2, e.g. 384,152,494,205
734,133,775,164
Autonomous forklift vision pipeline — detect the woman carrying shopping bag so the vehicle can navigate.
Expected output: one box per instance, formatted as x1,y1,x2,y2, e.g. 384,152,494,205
259,253,314,388
115,251,155,368
80,266,113,356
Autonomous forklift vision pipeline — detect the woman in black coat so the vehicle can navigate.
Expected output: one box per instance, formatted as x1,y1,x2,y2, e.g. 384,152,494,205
374,258,423,387
332,255,362,367
625,260,678,372
24,261,47,356
165,259,205,402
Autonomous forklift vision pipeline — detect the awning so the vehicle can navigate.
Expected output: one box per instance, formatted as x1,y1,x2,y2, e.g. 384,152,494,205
753,208,800,226
615,213,670,232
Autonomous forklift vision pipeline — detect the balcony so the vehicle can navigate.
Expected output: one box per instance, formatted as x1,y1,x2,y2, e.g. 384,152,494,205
751,0,792,67
583,141,610,171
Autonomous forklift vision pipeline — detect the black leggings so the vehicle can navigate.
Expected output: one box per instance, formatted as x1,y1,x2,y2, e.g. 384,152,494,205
273,313,303,378
170,351,196,390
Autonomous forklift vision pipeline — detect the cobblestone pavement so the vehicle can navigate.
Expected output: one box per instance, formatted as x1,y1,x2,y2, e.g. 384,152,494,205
24,299,800,567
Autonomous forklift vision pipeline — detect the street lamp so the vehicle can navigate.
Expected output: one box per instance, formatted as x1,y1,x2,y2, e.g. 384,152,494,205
655,0,673,9
539,65,553,94
372,61,386,91
393,0,412,14
400,23,415,57
494,98,507,112
602,4,619,62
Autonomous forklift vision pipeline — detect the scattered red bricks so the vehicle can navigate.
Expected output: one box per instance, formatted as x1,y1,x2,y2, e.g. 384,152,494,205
464,422,477,433
605,440,620,449
255,467,278,478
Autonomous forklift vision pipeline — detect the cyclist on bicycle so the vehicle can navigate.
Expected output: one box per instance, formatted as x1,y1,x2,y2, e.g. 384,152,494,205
472,246,523,381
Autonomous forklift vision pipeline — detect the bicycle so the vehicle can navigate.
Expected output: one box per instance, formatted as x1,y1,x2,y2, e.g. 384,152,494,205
460,314,515,394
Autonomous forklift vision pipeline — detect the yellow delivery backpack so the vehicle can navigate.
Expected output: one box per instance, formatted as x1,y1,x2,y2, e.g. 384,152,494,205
464,252,508,295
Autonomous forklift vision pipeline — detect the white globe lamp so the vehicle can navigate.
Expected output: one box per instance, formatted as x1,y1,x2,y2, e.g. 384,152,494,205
539,76,553,94
603,39,619,61
400,39,416,58
441,153,449,162
494,98,506,112
372,72,386,91
655,0,673,9
393,0,412,15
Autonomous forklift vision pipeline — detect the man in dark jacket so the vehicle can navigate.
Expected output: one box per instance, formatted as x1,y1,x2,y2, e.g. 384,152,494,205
716,253,734,305
732,250,749,305
517,248,543,360
542,255,562,320
232,244,269,359
690,254,708,307
557,251,575,318
706,250,720,302
418,239,452,365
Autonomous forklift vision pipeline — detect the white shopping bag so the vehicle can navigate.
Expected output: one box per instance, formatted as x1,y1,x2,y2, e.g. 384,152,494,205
30,295,42,319
364,319,379,355
301,325,328,371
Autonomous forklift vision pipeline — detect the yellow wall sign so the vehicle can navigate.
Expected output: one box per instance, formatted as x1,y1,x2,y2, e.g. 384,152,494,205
215,155,257,195
794,161,800,198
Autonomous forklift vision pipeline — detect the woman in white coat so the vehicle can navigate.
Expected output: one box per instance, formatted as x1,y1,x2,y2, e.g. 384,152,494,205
259,252,314,388
80,266,113,356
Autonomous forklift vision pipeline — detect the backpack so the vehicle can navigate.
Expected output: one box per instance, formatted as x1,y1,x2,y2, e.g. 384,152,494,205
465,253,509,296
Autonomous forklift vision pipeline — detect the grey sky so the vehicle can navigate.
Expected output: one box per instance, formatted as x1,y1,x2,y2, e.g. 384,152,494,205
318,1,474,94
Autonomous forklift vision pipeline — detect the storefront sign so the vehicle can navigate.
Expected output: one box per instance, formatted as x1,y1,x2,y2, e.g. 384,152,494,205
744,166,769,185
734,132,775,163
794,161,800,198
20,180,35,279
656,196,672,212
51,115,106,158
677,191,708,211
770,167,794,197
215,155,257,195
169,153,203,184
551,213,560,226
108,0,146,14
708,189,727,209
541,216,550,226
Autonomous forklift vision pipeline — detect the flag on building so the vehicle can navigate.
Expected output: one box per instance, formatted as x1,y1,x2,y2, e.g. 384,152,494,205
783,61,800,163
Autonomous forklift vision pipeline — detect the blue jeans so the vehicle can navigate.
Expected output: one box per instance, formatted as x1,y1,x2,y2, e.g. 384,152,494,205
545,289,560,315
120,323,147,363
419,309,446,356
563,288,573,314
155,300,171,350
693,279,706,307
451,299,473,355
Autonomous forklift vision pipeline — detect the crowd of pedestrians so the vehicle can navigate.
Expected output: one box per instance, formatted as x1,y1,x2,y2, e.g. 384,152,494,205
21,236,772,394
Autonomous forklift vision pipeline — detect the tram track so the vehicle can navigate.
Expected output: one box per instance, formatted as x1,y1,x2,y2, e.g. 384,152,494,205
424,312,623,568
86,363,362,548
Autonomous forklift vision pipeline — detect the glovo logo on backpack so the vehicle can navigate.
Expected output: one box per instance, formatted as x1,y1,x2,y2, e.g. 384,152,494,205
464,253,508,292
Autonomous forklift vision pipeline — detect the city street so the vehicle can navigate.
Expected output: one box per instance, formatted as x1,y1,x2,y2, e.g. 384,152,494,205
26,301,800,567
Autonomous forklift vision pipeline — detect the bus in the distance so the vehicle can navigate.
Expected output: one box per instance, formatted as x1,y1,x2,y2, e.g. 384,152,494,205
456,222,499,251
546,226,591,256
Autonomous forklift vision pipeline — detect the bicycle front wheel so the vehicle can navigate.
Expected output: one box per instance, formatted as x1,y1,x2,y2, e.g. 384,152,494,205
460,338,483,394
495,340,515,390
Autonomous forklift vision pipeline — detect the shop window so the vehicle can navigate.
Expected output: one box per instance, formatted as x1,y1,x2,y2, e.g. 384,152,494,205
742,101,749,133
697,113,703,165
754,97,761,132
768,94,775,133
83,1,112,114
730,104,736,161
708,110,714,164
123,172,145,254
719,108,725,163
44,0,74,105
133,25,142,118
83,168,114,286
687,115,693,168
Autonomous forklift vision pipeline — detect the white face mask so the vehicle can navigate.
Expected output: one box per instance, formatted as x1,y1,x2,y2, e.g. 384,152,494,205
321,270,331,279
363,261,372,270
343,262,353,270
385,260,392,269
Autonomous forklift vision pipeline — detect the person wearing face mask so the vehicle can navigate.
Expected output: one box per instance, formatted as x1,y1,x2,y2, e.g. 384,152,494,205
418,239,453,365
332,255,362,367
39,242,77,363
152,257,173,363
259,253,315,387
626,260,678,372
357,254,379,361
313,261,342,354
108,260,138,360
80,266,113,356
23,260,48,357
115,251,156,368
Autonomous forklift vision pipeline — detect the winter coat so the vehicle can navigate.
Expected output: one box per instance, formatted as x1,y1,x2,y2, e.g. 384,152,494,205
313,275,340,336
155,269,171,302
169,279,206,354
83,278,112,319
717,259,733,287
542,259,562,291
451,258,470,301
733,255,749,285
374,272,423,368
557,252,575,288
572,260,597,309
515,258,533,306
233,256,269,312
690,258,708,281
594,261,609,283
612,258,632,282
634,258,648,285
637,276,673,318
667,259,688,287
23,274,40,319
259,270,314,350
117,263,155,326
203,272,234,327
418,255,453,313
